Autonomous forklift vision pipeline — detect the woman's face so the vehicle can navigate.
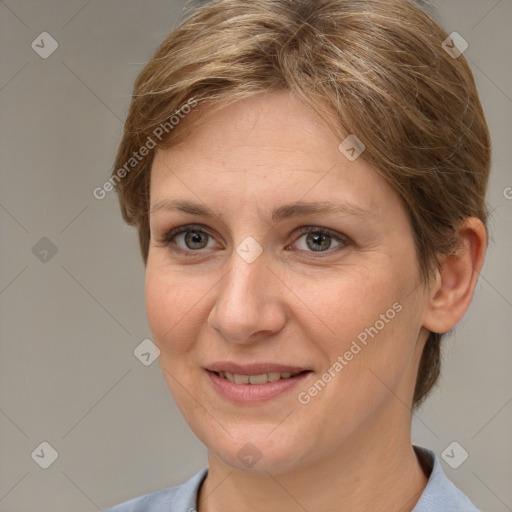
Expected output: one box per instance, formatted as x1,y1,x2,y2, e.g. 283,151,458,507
146,90,430,474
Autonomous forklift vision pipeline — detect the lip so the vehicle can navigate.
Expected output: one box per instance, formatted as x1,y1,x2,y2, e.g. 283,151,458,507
206,362,308,375
205,364,312,403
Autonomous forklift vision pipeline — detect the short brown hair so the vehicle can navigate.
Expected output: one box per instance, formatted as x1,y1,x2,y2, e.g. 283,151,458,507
112,0,491,409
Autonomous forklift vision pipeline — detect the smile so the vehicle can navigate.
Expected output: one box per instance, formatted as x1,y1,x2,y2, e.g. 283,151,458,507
214,370,303,384
206,366,312,403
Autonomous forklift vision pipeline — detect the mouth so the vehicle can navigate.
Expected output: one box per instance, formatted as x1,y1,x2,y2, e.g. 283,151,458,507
205,363,312,403
211,369,307,385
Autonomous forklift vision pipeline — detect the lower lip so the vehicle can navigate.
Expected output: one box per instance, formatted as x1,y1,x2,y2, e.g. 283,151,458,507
207,371,311,403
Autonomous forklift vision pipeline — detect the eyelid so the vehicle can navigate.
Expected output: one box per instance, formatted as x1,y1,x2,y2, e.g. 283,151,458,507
292,225,348,243
287,226,349,254
156,223,221,256
159,223,217,245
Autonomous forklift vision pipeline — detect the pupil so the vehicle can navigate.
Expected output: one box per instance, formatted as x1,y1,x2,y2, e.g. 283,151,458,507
309,233,329,251
187,231,206,248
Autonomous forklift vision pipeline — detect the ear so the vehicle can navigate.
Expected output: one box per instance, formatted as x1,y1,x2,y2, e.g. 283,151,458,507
422,217,487,334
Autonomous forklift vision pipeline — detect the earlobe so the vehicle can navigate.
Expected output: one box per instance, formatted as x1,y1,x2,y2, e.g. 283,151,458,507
422,218,487,334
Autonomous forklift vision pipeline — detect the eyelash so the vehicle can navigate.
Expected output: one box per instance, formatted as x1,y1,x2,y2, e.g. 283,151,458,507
156,224,350,258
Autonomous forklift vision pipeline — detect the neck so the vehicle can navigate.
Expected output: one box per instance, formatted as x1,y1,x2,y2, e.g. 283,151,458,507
197,408,429,512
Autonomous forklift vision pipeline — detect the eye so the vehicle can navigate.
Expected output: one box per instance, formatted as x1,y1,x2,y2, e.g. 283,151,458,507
157,224,349,257
157,224,220,256
288,226,348,256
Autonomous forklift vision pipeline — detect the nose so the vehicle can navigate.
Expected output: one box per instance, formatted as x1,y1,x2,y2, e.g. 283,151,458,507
207,249,287,345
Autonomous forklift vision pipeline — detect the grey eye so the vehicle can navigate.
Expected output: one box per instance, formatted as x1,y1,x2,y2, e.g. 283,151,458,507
294,231,343,253
178,230,211,250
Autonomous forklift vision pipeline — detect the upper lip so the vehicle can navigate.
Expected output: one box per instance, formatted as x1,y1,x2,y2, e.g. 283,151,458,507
206,362,309,375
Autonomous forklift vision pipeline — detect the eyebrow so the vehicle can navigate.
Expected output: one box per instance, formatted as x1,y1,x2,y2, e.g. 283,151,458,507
150,199,376,224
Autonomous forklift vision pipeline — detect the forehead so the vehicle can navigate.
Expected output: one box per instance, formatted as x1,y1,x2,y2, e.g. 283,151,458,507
149,91,402,224
160,91,341,161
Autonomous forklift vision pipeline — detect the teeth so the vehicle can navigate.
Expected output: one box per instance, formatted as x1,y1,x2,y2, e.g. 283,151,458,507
249,373,267,384
217,371,300,384
234,373,250,384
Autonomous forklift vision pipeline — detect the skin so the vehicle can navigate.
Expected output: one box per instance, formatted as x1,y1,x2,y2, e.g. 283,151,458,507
145,90,486,512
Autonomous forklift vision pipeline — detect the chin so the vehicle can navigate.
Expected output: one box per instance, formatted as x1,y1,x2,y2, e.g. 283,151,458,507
201,427,314,475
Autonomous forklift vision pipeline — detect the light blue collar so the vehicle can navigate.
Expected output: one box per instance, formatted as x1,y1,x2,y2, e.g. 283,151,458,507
103,445,480,511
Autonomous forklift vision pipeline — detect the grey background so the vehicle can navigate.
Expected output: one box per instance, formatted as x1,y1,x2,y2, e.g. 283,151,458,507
0,1,510,511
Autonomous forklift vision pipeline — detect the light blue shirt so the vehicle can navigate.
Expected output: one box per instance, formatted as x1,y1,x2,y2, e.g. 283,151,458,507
103,445,480,511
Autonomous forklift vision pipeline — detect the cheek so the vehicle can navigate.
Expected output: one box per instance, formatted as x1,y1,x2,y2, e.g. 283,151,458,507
305,268,402,343
145,265,167,341
145,262,202,355
304,262,421,385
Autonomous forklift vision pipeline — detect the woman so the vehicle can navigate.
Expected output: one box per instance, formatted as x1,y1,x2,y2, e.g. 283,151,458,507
104,0,490,510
